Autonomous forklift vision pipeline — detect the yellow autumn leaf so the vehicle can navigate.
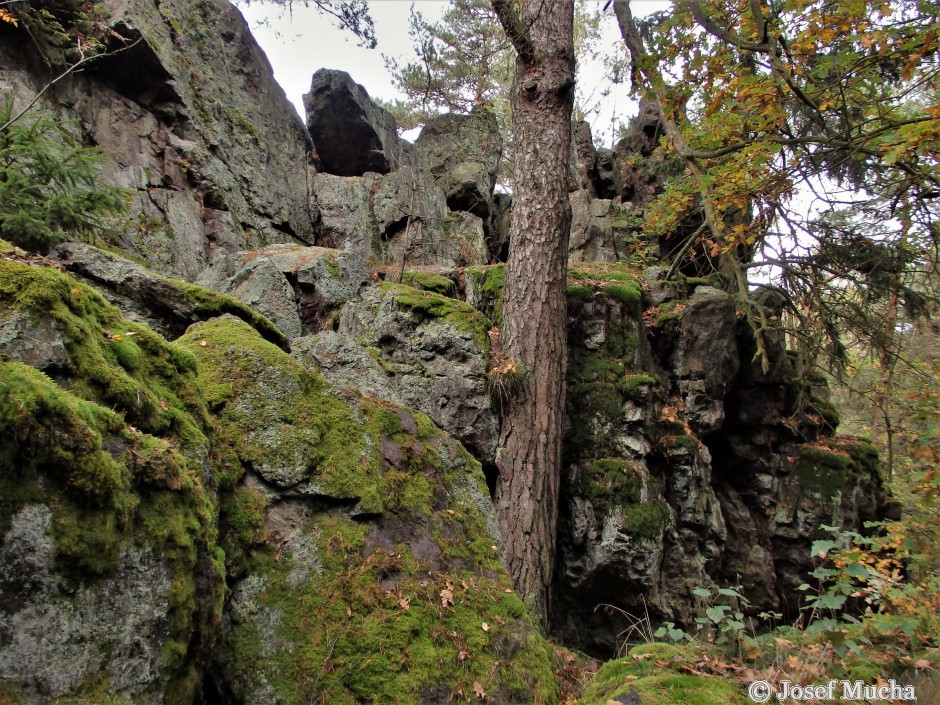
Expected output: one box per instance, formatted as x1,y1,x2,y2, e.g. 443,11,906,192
0,9,19,27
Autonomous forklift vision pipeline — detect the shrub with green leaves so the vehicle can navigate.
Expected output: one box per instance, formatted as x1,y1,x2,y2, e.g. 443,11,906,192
0,100,128,253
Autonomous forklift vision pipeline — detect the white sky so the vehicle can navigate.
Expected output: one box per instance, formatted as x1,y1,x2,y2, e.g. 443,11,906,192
232,1,669,148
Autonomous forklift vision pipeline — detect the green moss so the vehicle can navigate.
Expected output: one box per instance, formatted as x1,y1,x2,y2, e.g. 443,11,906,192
583,458,643,506
383,282,490,349
809,394,840,428
576,644,745,705
172,276,288,350
660,434,699,454
0,362,223,701
794,445,852,497
466,264,505,323
618,373,660,396
567,283,594,302
401,270,456,296
566,264,645,314
0,238,14,255
0,260,211,454
218,514,557,705
654,300,684,326
622,499,672,539
600,283,641,312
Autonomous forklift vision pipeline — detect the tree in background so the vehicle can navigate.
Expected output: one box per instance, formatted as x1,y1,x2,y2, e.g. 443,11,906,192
238,0,375,48
611,0,939,370
490,0,575,624
382,0,514,132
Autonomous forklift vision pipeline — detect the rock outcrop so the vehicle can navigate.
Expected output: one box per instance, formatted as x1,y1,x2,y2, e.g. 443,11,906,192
550,269,888,656
0,247,555,705
304,68,412,176
0,0,895,700
414,110,502,219
0,0,316,280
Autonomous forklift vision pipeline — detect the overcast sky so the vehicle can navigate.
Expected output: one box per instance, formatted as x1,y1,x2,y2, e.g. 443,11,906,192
233,1,668,147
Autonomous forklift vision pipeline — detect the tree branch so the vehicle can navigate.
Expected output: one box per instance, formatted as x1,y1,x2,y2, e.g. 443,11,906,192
491,0,535,61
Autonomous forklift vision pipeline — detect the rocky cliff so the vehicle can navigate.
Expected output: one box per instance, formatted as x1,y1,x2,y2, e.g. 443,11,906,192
0,2,891,704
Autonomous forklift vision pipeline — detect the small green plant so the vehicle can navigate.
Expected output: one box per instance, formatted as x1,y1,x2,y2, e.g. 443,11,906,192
689,586,754,649
0,100,129,253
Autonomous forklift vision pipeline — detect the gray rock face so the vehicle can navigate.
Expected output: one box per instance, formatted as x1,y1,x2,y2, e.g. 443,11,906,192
551,287,889,657
0,506,172,705
197,244,369,341
0,310,69,370
569,191,616,263
571,120,597,194
670,286,740,432
0,0,316,279
304,69,411,176
313,172,381,257
311,167,488,268
338,286,498,464
414,110,501,218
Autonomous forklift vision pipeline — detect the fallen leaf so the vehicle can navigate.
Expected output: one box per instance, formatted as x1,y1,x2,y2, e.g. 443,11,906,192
440,588,454,608
199,340,208,347
345,605,352,618
481,622,490,632
398,595,410,610
446,509,455,515
914,659,932,670
458,650,469,661
125,331,137,336
159,399,168,412
473,681,485,698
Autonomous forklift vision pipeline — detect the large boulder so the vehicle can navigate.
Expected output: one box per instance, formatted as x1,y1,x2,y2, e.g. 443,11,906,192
414,110,502,219
196,243,369,341
179,315,556,705
336,284,499,465
304,69,412,176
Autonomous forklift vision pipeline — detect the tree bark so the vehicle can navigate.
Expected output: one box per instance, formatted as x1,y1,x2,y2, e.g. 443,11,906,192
491,0,575,624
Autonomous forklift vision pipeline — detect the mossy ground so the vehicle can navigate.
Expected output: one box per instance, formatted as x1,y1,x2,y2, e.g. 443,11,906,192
575,644,745,705
217,517,557,705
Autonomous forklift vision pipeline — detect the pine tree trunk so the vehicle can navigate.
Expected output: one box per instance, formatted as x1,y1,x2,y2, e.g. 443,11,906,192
491,0,575,624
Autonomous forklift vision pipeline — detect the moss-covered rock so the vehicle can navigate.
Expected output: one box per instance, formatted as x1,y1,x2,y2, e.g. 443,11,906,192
0,364,223,705
51,241,288,348
180,315,556,705
575,644,746,705
337,284,498,463
382,282,490,349
400,269,457,295
465,263,505,323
